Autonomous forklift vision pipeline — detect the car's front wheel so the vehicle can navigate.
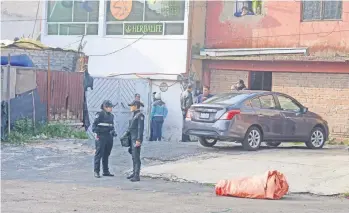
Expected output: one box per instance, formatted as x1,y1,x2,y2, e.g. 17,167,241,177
243,126,262,151
198,137,217,147
306,127,326,149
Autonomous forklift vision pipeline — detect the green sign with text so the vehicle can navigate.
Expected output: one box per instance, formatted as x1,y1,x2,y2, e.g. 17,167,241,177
124,23,164,35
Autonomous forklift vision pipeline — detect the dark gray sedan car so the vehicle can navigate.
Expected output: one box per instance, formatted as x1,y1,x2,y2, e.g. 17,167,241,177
183,90,329,151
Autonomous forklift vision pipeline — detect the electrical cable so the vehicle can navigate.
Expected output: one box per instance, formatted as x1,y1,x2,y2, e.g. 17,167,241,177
31,1,41,39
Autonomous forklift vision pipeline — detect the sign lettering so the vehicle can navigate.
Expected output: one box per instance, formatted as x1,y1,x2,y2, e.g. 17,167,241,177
124,23,163,35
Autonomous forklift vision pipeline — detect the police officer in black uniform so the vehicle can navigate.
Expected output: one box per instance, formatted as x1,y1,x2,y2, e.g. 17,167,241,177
92,100,117,178
126,100,145,182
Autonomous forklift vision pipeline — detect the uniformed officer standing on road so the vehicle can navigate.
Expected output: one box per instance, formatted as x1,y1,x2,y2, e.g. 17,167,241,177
92,100,117,178
126,100,144,182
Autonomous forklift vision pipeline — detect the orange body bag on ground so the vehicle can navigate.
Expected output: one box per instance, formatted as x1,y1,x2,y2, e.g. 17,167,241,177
215,170,289,200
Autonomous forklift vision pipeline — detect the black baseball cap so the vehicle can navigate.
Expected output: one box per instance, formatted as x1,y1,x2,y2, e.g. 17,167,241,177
128,100,144,108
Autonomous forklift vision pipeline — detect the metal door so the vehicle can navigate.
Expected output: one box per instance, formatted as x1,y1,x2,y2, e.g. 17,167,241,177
86,77,150,139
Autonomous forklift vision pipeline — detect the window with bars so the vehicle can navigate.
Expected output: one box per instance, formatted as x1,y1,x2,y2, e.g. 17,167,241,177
105,0,186,36
47,1,100,35
302,0,342,21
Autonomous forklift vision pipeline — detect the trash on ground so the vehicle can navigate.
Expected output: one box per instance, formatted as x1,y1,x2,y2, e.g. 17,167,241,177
215,170,289,200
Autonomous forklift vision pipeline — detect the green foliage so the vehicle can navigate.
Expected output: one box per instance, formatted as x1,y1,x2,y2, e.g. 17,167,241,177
328,137,349,145
4,118,88,144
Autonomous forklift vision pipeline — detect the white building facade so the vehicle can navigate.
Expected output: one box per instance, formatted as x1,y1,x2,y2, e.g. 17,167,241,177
40,0,190,76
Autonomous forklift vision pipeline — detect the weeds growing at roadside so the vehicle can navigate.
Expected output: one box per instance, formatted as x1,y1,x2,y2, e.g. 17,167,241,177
4,118,88,144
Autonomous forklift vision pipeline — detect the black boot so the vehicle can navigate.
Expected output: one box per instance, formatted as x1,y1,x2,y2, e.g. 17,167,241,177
94,172,101,178
130,175,140,182
127,173,135,179
103,172,114,177
130,164,140,182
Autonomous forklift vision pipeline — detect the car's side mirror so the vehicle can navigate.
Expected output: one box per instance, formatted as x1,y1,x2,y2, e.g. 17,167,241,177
302,107,308,114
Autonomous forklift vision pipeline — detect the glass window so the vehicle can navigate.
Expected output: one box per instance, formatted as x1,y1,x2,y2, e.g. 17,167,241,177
165,23,184,35
277,96,301,112
302,0,342,21
251,98,261,108
47,1,99,35
145,0,185,21
204,93,250,105
105,0,186,36
259,95,276,109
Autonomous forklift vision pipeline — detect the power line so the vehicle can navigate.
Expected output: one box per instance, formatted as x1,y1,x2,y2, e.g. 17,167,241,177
89,35,146,57
30,1,41,39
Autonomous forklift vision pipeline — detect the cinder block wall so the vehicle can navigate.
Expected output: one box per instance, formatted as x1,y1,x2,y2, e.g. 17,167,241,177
210,70,249,93
1,48,79,72
273,72,349,138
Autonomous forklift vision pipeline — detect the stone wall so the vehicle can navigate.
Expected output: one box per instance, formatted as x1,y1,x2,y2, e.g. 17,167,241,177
1,48,80,72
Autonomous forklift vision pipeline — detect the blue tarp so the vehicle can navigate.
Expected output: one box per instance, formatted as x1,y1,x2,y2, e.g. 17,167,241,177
1,89,47,140
1,54,34,67
9,89,47,127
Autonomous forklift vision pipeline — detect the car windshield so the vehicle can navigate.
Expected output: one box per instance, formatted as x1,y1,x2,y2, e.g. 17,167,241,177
203,93,250,105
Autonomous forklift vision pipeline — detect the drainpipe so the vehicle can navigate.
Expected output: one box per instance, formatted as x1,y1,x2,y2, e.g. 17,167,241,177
185,0,194,75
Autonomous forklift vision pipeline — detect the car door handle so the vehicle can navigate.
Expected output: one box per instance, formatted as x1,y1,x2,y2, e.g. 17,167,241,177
258,114,264,117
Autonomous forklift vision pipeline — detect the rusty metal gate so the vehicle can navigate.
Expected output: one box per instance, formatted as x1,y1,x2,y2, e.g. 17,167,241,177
86,77,151,139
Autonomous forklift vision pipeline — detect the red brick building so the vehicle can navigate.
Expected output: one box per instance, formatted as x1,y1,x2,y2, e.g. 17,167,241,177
189,0,349,139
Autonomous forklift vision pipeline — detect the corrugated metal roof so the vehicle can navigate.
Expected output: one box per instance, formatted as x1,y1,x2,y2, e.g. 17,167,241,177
0,39,79,53
193,54,349,62
108,73,180,81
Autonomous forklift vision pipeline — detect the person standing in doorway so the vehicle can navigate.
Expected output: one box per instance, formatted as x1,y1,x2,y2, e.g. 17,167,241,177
92,100,117,178
126,100,144,182
231,79,247,91
150,92,168,141
180,84,194,142
197,85,213,103
134,93,145,107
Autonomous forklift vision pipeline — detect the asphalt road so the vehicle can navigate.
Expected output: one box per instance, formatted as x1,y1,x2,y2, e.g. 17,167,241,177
1,140,348,213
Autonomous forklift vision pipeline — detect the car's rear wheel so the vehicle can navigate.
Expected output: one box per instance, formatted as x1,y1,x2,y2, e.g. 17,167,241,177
198,137,217,147
243,126,262,151
306,127,326,149
266,142,282,147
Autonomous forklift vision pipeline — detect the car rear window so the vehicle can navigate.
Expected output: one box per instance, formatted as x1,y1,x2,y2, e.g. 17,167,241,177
204,93,250,105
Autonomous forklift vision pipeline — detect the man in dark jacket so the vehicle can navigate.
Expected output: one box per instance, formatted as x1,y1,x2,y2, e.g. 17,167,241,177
180,84,193,142
127,100,145,182
197,85,213,103
92,100,117,178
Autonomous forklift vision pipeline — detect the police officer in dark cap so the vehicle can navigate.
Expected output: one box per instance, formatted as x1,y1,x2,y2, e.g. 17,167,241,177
126,100,145,182
92,100,117,178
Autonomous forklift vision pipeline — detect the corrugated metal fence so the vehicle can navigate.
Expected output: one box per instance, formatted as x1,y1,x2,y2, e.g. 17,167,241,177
86,77,151,138
1,66,84,123
36,70,84,121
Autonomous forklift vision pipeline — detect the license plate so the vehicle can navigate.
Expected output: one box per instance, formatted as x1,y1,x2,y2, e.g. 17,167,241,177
200,113,210,119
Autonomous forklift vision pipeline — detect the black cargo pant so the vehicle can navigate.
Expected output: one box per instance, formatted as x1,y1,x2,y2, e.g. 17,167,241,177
181,112,190,142
129,140,141,177
94,134,113,174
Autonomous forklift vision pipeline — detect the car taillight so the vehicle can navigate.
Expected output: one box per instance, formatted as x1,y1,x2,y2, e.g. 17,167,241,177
186,109,193,120
219,110,240,120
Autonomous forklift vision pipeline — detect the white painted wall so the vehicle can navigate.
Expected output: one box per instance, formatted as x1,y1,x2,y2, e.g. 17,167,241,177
40,0,189,76
151,79,183,142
